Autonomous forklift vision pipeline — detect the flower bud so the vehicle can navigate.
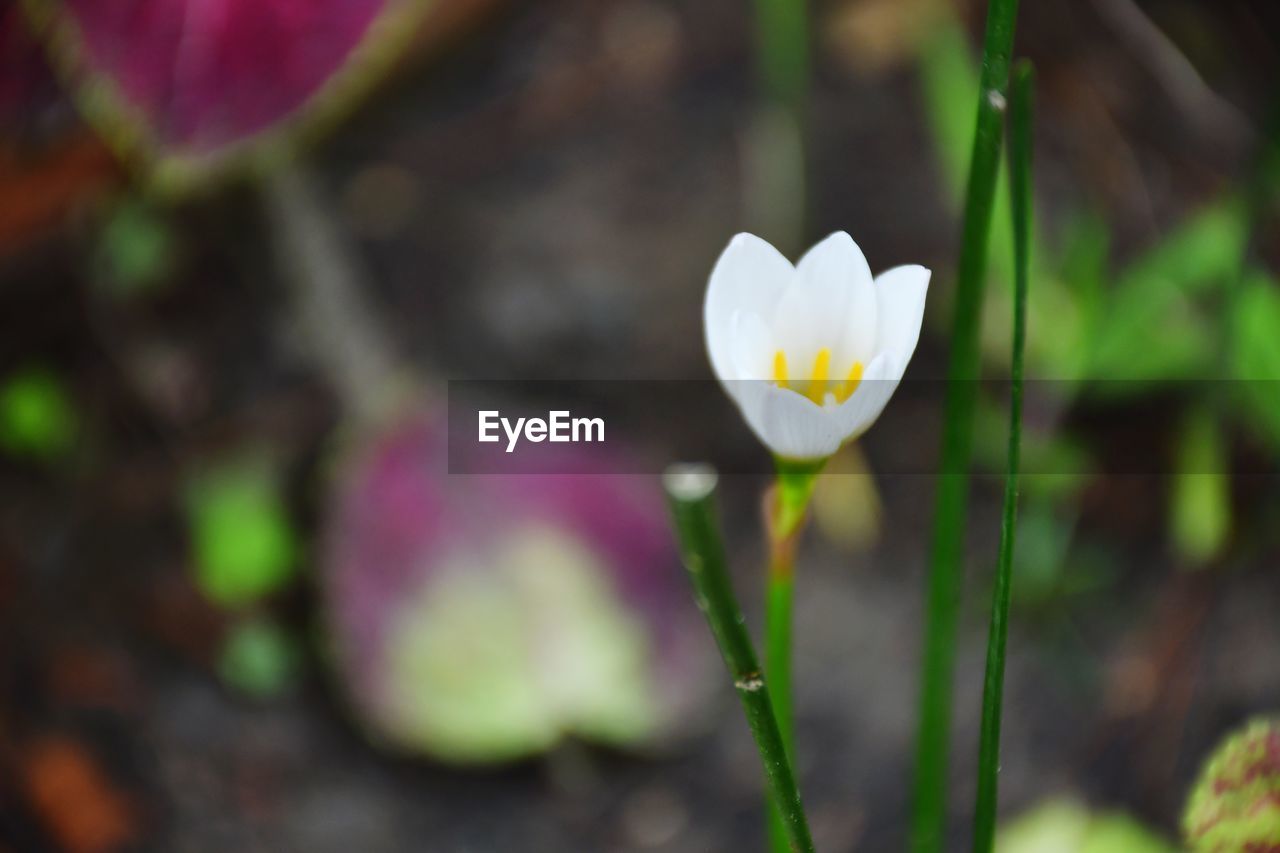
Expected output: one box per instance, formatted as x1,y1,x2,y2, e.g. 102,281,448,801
1184,718,1280,850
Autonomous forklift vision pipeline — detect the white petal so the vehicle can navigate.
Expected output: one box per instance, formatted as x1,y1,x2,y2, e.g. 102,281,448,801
724,353,897,460
829,353,900,442
729,311,775,383
772,232,878,374
704,234,794,382
739,382,845,460
873,265,930,381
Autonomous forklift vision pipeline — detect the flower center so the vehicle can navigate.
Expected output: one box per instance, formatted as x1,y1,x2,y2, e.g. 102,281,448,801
772,347,863,405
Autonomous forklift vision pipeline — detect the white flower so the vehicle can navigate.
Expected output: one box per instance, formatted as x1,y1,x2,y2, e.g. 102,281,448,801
705,231,930,460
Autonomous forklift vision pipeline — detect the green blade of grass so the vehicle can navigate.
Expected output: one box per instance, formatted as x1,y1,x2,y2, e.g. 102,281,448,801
664,465,815,853
747,0,811,253
765,572,796,853
972,60,1034,853
752,0,809,119
765,460,821,853
910,0,1022,849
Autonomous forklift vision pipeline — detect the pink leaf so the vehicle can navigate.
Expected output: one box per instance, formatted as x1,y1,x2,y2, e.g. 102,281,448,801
29,0,426,183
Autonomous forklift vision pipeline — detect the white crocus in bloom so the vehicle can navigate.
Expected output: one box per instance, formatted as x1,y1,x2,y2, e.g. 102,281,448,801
705,231,930,461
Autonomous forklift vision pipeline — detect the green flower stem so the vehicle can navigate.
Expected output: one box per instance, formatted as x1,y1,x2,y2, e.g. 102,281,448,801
664,465,815,853
763,457,822,853
752,0,810,121
910,0,1022,849
748,0,811,251
972,60,1034,853
765,571,796,853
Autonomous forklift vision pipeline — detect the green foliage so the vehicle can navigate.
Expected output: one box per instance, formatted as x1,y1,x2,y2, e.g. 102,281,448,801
917,17,978,202
664,465,815,853
917,8,1250,386
912,0,1021,847
1113,201,1247,299
1184,718,1280,850
186,457,298,608
1088,202,1247,386
747,0,809,254
999,798,1175,852
973,399,1092,502
917,6,1270,589
973,61,1033,852
217,617,302,698
1170,408,1230,567
917,10,1075,376
1230,270,1280,451
1009,503,1115,609
96,199,175,297
0,367,77,460
1056,212,1110,330
751,0,810,113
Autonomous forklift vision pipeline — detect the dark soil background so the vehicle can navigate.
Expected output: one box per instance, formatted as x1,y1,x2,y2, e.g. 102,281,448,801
2,0,1280,850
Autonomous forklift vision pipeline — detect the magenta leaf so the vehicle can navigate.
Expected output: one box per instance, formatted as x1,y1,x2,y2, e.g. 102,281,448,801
23,0,427,186
321,414,717,763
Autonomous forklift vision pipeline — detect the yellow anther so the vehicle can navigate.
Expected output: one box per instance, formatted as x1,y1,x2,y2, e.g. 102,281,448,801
807,348,831,402
835,361,864,403
772,350,789,386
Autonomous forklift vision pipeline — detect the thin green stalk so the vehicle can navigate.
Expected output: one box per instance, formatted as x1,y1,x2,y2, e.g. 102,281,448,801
764,459,822,853
765,573,795,853
747,0,811,252
752,0,810,122
664,465,815,853
972,60,1034,853
910,0,1021,849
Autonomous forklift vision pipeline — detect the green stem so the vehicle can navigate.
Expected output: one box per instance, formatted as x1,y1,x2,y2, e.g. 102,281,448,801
751,0,810,123
972,61,1034,853
664,466,815,853
747,0,811,252
764,458,821,853
765,573,795,853
910,0,1021,849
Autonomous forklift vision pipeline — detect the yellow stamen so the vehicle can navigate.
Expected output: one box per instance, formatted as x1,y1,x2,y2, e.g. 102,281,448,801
772,350,788,386
835,361,864,403
807,348,831,402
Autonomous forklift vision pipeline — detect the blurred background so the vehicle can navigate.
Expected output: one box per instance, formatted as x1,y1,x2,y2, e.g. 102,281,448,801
2,0,1279,850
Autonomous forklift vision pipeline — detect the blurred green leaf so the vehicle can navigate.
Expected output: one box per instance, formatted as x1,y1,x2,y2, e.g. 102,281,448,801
1010,501,1116,611
1119,201,1248,298
1170,408,1231,567
998,797,1092,852
217,617,302,698
186,457,298,608
1009,501,1075,608
973,397,1093,502
1088,201,1247,386
0,367,77,460
919,8,1255,391
1082,814,1176,853
1057,211,1111,331
96,199,175,297
998,797,1175,853
1230,269,1280,451
917,17,974,202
